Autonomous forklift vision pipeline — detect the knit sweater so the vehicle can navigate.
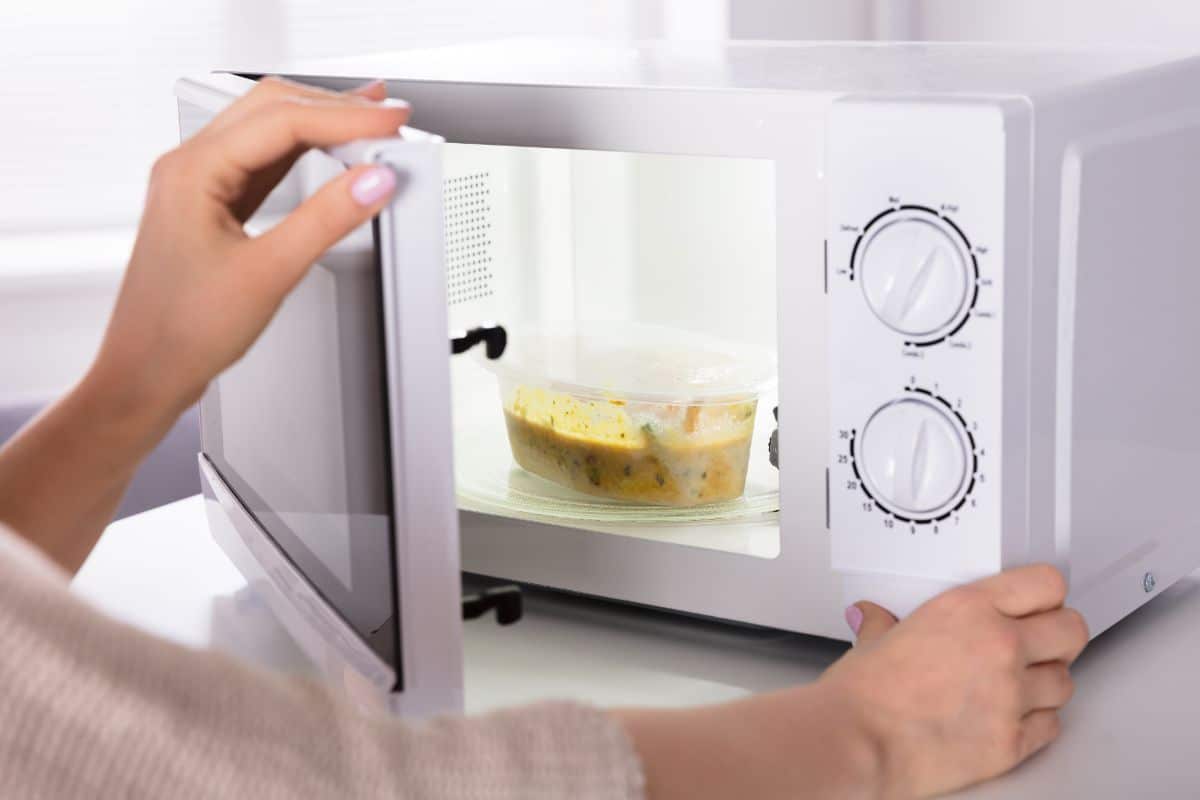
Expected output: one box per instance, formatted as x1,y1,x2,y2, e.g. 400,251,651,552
0,524,645,799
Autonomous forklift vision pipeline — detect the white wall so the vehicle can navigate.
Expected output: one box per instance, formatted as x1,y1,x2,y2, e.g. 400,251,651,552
730,0,1200,44
915,0,1200,45
729,0,921,40
730,0,875,39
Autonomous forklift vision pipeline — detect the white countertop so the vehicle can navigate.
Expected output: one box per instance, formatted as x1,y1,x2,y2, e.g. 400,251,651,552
76,495,1200,797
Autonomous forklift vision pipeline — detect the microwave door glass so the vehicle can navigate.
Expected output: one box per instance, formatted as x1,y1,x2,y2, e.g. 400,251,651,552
443,144,781,559
199,155,399,664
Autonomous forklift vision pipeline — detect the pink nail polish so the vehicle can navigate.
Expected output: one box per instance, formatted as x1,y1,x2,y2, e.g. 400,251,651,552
844,604,864,636
351,166,397,207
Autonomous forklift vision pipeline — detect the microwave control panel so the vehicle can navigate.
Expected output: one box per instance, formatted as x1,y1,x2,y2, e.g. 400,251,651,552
827,99,1009,586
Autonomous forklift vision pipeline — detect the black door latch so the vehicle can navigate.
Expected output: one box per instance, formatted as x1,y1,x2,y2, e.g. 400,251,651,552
451,324,507,360
768,405,779,468
462,584,523,626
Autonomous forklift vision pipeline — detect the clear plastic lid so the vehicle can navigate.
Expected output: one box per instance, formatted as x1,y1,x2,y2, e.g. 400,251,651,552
477,321,777,405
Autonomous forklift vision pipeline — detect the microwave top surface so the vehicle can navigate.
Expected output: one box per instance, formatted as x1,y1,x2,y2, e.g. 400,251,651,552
230,39,1197,99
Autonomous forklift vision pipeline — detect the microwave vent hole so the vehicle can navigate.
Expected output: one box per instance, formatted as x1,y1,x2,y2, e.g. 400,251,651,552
444,171,494,306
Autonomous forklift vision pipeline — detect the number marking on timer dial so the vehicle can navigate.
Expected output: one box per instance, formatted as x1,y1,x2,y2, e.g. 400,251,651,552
850,390,977,523
851,206,978,345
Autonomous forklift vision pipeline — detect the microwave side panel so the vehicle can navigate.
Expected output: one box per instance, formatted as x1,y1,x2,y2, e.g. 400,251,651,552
990,53,1200,636
827,96,1033,617
1049,82,1200,635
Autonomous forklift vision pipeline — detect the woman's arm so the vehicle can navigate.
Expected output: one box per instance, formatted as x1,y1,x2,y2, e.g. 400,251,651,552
0,361,184,573
0,510,1084,800
0,78,406,573
617,564,1088,799
0,524,642,800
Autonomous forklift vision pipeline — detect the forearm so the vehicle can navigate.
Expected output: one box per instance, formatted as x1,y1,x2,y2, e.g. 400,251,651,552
615,684,882,800
0,527,644,799
0,361,182,572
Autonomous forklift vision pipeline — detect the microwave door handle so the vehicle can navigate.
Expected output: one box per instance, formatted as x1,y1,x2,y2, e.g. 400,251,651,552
324,123,435,167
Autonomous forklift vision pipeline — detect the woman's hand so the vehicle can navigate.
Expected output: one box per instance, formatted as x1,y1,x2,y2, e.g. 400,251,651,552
96,76,409,416
617,565,1089,800
0,77,408,572
823,564,1089,797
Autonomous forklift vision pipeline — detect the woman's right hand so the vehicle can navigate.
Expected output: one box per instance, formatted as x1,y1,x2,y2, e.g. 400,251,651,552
617,564,1089,800
822,564,1090,797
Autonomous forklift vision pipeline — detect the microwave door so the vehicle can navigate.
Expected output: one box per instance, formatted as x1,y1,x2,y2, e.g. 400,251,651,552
367,136,466,717
177,73,463,716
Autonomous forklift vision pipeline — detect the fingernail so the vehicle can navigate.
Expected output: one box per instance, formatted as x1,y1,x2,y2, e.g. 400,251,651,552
844,604,864,636
351,166,397,207
347,79,387,101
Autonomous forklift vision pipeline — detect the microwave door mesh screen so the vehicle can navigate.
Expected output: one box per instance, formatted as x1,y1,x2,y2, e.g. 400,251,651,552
445,171,495,306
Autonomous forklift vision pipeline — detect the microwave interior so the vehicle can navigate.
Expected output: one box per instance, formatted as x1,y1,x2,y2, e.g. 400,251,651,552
442,143,781,559
194,107,782,666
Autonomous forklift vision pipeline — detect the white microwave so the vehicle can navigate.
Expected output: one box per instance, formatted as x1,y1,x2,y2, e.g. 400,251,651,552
183,40,1200,716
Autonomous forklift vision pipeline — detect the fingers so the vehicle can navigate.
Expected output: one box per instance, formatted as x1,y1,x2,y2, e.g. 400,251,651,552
191,77,401,221
1018,607,1090,665
203,75,394,134
198,98,410,180
240,163,397,294
977,564,1069,618
1017,709,1062,762
848,601,898,645
1021,662,1075,713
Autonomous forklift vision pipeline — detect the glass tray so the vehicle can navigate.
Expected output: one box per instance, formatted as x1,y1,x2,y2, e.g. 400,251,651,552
454,417,781,526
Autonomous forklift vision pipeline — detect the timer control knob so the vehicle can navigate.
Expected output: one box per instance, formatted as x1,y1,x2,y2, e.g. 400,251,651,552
858,398,969,516
858,211,972,339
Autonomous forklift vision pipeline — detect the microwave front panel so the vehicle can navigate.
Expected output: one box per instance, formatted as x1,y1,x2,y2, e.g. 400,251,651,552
344,79,852,639
827,98,1027,610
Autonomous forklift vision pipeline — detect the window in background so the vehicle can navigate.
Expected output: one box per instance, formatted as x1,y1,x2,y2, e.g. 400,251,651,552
0,0,670,404
0,0,649,236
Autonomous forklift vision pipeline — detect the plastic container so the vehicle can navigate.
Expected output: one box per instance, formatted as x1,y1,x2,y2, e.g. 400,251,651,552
479,322,776,507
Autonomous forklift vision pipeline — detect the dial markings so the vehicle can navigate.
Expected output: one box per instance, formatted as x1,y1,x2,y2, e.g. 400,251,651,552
844,387,982,530
849,204,985,347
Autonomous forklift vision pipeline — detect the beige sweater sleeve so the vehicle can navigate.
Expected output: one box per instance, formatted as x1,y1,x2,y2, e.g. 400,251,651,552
0,525,645,800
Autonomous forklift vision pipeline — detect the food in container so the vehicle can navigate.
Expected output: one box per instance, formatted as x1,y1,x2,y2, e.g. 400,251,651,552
479,322,776,506
501,387,757,505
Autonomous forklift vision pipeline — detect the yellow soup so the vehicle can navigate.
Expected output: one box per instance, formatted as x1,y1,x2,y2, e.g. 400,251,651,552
502,386,757,506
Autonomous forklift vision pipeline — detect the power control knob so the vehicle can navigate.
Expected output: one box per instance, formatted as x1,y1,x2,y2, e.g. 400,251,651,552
857,210,973,339
858,398,969,517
